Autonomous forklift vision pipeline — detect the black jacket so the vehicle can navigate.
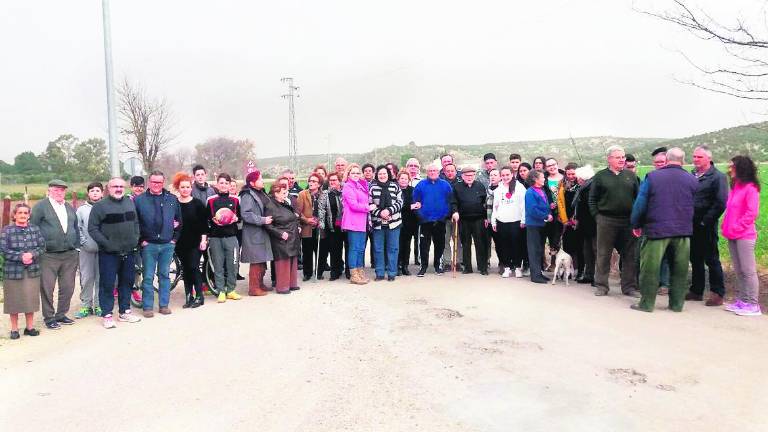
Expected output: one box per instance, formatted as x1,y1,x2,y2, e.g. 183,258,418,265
451,181,487,220
573,179,596,237
692,164,728,227
263,196,301,259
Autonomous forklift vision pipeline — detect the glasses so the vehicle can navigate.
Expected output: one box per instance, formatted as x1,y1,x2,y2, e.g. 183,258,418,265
149,181,164,184
349,171,361,175
110,186,124,189
407,164,419,167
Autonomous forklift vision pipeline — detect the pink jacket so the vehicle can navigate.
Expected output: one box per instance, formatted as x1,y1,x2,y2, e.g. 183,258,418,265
341,178,369,232
721,181,760,240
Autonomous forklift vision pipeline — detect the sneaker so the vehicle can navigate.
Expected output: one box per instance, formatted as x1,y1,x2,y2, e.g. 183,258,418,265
103,315,116,329
734,303,762,316
522,268,530,277
75,307,92,319
514,268,523,278
725,300,746,312
417,267,427,277
23,328,40,336
226,291,242,300
118,311,141,323
501,268,512,278
57,316,75,325
131,290,142,303
217,292,226,303
94,307,102,316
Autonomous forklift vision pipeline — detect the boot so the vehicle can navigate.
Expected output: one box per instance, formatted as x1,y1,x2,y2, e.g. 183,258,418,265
358,267,370,284
192,287,204,308
248,264,268,296
182,287,194,309
349,268,361,285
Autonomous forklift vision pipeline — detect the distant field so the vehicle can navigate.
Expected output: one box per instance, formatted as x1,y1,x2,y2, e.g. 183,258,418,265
637,164,767,268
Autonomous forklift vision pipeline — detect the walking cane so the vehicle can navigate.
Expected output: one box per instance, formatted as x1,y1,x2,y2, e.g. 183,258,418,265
452,221,458,278
313,228,320,283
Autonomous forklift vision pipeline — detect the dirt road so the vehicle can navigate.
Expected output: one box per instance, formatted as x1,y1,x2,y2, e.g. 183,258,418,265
1,269,766,431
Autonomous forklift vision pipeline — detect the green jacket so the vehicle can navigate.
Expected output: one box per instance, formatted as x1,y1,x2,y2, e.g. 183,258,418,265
31,198,80,252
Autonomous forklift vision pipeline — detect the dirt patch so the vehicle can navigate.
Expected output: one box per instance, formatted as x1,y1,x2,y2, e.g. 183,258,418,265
490,338,543,351
428,308,464,320
406,298,429,305
607,368,648,386
656,384,676,392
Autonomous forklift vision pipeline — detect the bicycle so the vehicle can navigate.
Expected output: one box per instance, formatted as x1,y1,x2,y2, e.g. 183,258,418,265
130,249,217,308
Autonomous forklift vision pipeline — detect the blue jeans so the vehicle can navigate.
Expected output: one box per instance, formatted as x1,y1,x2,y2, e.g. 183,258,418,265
373,226,400,277
141,242,174,310
346,231,367,269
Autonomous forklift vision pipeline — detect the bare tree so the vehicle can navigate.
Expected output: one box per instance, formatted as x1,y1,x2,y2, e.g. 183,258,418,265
194,137,256,177
118,78,175,172
154,147,193,177
641,1,768,101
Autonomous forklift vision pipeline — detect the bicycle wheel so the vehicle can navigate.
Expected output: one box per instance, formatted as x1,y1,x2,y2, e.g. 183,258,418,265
201,249,219,296
169,253,183,291
131,258,144,308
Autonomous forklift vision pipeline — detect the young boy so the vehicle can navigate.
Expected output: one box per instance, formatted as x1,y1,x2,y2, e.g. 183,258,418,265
75,182,104,318
207,173,242,302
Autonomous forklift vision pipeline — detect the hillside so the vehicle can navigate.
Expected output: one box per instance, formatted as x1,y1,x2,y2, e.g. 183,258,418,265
258,121,768,176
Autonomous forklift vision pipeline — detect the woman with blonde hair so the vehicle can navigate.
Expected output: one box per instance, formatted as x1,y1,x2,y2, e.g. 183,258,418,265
342,163,370,284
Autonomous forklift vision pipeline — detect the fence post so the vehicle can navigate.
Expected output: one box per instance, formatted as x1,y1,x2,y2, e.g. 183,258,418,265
2,197,10,227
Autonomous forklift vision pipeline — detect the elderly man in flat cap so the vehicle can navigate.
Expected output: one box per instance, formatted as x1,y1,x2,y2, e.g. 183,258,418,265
31,179,81,330
451,166,489,275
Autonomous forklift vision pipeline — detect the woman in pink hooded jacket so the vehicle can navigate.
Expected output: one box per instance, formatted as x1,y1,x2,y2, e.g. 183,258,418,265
721,155,762,316
342,164,370,285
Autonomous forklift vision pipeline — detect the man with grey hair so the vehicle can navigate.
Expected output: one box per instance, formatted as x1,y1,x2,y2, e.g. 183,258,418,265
686,144,728,306
588,146,641,297
630,148,698,312
281,169,303,198
572,165,597,284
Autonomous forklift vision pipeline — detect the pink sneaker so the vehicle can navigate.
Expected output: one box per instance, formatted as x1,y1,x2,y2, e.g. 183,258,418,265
132,290,142,303
734,302,762,317
724,300,745,312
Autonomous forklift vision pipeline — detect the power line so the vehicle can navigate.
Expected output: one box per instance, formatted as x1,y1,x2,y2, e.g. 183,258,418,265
281,77,299,173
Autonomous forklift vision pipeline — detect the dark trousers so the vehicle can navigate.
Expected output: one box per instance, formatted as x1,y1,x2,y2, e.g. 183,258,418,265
486,224,499,267
520,226,529,269
367,231,376,268
301,230,319,279
40,250,78,323
582,234,596,279
496,221,523,269
526,226,546,280
398,223,418,267
690,223,725,297
562,225,583,273
318,229,344,278
419,221,446,269
98,251,135,317
595,215,638,294
177,246,203,296
460,218,487,272
413,227,421,264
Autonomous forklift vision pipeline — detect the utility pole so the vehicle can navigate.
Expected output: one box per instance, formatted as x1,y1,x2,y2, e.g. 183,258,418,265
102,0,120,177
281,77,299,173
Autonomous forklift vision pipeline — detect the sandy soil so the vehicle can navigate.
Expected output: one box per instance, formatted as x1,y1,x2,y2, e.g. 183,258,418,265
1,264,767,432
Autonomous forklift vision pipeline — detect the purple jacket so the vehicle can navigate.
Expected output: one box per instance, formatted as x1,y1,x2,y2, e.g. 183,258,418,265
341,178,369,232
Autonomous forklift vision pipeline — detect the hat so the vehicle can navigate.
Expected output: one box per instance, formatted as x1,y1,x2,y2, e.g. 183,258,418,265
651,147,667,157
246,170,261,184
48,179,68,188
461,165,477,173
483,152,497,162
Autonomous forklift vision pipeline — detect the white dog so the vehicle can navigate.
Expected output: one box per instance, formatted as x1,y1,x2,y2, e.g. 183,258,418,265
551,249,575,286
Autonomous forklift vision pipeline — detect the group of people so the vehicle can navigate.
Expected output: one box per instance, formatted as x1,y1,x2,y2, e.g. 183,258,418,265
1,146,762,339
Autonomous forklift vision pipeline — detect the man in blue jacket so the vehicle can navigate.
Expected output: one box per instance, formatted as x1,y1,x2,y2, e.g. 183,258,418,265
630,148,698,312
413,162,453,277
134,170,182,317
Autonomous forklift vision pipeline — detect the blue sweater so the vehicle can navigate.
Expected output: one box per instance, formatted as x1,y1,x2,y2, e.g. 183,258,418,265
524,187,551,227
413,177,452,223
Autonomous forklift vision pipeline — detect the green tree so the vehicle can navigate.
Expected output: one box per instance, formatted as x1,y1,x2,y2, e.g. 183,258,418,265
14,151,43,174
72,138,109,180
40,134,78,173
0,160,14,174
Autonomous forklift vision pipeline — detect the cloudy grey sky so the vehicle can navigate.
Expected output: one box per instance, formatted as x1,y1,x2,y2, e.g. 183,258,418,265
1,0,765,163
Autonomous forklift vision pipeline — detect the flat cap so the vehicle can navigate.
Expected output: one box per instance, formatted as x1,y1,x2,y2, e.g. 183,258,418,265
48,179,68,188
461,165,477,173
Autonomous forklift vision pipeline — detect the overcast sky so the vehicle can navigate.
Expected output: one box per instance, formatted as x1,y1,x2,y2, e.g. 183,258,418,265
1,0,766,163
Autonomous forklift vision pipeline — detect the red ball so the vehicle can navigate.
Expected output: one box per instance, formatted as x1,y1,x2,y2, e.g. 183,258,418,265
215,208,235,225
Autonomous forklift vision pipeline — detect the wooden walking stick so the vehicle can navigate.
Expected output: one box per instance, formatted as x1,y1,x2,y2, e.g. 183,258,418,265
452,221,458,278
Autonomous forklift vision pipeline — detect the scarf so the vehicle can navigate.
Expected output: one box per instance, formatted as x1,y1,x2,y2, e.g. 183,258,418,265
374,180,392,209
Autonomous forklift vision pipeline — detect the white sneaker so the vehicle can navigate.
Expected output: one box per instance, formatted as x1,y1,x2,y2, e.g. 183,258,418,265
514,268,523,278
501,268,512,278
522,268,530,277
118,311,141,323
103,315,116,329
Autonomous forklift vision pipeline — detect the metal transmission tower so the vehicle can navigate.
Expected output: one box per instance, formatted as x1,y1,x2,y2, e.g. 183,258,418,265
281,77,299,172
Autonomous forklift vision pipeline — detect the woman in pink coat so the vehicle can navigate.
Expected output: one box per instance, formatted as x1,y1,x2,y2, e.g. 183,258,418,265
721,155,762,316
342,164,370,285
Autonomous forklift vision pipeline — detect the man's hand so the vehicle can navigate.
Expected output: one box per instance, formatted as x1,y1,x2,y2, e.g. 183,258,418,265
141,240,149,247
199,240,207,251
632,228,642,238
491,224,497,232
264,215,273,225
520,223,525,229
452,212,460,222
173,220,180,229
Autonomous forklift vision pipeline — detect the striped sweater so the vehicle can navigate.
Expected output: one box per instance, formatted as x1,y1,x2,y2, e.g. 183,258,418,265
369,182,404,230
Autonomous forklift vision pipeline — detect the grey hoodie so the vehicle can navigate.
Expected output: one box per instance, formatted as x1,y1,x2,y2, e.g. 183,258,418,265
77,201,99,253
